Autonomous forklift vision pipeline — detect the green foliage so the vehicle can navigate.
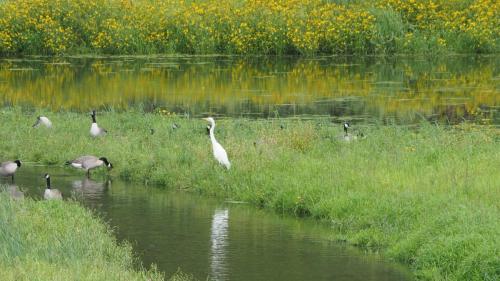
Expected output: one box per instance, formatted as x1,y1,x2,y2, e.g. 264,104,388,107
0,108,499,280
0,0,497,55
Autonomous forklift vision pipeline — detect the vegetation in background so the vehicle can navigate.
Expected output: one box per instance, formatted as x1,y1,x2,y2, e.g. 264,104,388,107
0,108,498,280
0,0,498,55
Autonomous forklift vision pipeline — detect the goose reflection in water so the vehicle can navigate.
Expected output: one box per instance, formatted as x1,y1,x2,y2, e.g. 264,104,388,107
71,177,110,200
4,184,24,200
209,208,229,281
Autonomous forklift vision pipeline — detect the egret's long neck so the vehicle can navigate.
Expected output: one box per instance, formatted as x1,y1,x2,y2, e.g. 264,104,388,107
209,121,217,144
46,177,51,189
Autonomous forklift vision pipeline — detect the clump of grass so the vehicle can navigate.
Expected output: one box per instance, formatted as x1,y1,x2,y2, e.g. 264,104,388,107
0,108,499,280
0,193,165,280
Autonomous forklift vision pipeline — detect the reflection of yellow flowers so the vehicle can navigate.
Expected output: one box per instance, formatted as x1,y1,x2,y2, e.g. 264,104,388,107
0,0,498,55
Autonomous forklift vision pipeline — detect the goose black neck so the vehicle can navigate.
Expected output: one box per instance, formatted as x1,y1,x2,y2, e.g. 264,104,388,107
100,158,109,165
344,126,348,134
91,114,96,123
46,177,51,189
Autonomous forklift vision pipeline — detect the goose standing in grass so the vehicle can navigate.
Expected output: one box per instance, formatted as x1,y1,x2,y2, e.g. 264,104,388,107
90,110,107,137
0,160,21,182
32,116,52,128
65,156,113,178
203,117,231,169
341,122,357,142
43,173,62,200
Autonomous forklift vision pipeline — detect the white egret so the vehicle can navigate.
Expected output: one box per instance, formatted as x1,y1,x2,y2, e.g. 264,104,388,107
203,117,231,169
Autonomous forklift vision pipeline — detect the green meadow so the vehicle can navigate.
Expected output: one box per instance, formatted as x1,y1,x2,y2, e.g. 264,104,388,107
0,108,498,280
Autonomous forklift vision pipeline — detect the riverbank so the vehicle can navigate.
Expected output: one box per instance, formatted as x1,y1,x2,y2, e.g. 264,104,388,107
0,192,193,281
0,109,499,280
0,0,498,55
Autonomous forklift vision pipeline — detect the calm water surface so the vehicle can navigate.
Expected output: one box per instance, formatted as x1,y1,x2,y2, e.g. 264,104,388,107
6,167,412,281
0,56,498,124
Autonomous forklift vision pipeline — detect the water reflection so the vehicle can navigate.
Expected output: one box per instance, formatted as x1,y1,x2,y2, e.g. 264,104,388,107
13,167,413,281
209,209,229,281
71,177,110,200
1,56,498,124
2,183,24,200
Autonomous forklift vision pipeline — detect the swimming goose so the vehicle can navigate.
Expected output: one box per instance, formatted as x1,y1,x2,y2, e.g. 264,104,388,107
32,116,52,128
0,160,21,182
65,156,113,177
203,117,231,169
90,110,107,137
43,174,62,200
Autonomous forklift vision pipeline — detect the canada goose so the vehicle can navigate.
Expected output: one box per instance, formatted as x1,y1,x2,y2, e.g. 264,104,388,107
206,124,211,135
65,156,113,178
172,123,180,130
0,160,21,182
150,128,155,135
32,116,52,128
341,122,358,142
203,117,231,169
90,110,107,137
43,174,62,200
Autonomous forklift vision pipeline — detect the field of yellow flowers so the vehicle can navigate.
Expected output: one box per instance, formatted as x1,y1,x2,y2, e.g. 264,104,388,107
0,0,498,55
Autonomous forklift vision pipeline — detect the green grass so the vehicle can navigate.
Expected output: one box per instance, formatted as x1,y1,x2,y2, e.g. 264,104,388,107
0,193,156,280
0,108,499,280
0,191,195,281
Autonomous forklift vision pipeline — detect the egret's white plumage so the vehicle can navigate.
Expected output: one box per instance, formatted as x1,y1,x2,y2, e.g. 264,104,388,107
43,174,62,200
32,116,52,128
203,117,231,169
90,110,107,137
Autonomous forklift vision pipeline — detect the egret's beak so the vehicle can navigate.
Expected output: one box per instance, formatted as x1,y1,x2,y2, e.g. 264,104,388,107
202,118,209,121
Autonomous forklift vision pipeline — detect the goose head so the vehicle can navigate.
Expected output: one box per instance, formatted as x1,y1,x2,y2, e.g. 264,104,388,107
99,157,113,169
14,160,21,167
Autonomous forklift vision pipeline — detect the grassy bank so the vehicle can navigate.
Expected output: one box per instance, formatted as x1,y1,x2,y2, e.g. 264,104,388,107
0,108,499,280
0,0,498,55
0,192,194,281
